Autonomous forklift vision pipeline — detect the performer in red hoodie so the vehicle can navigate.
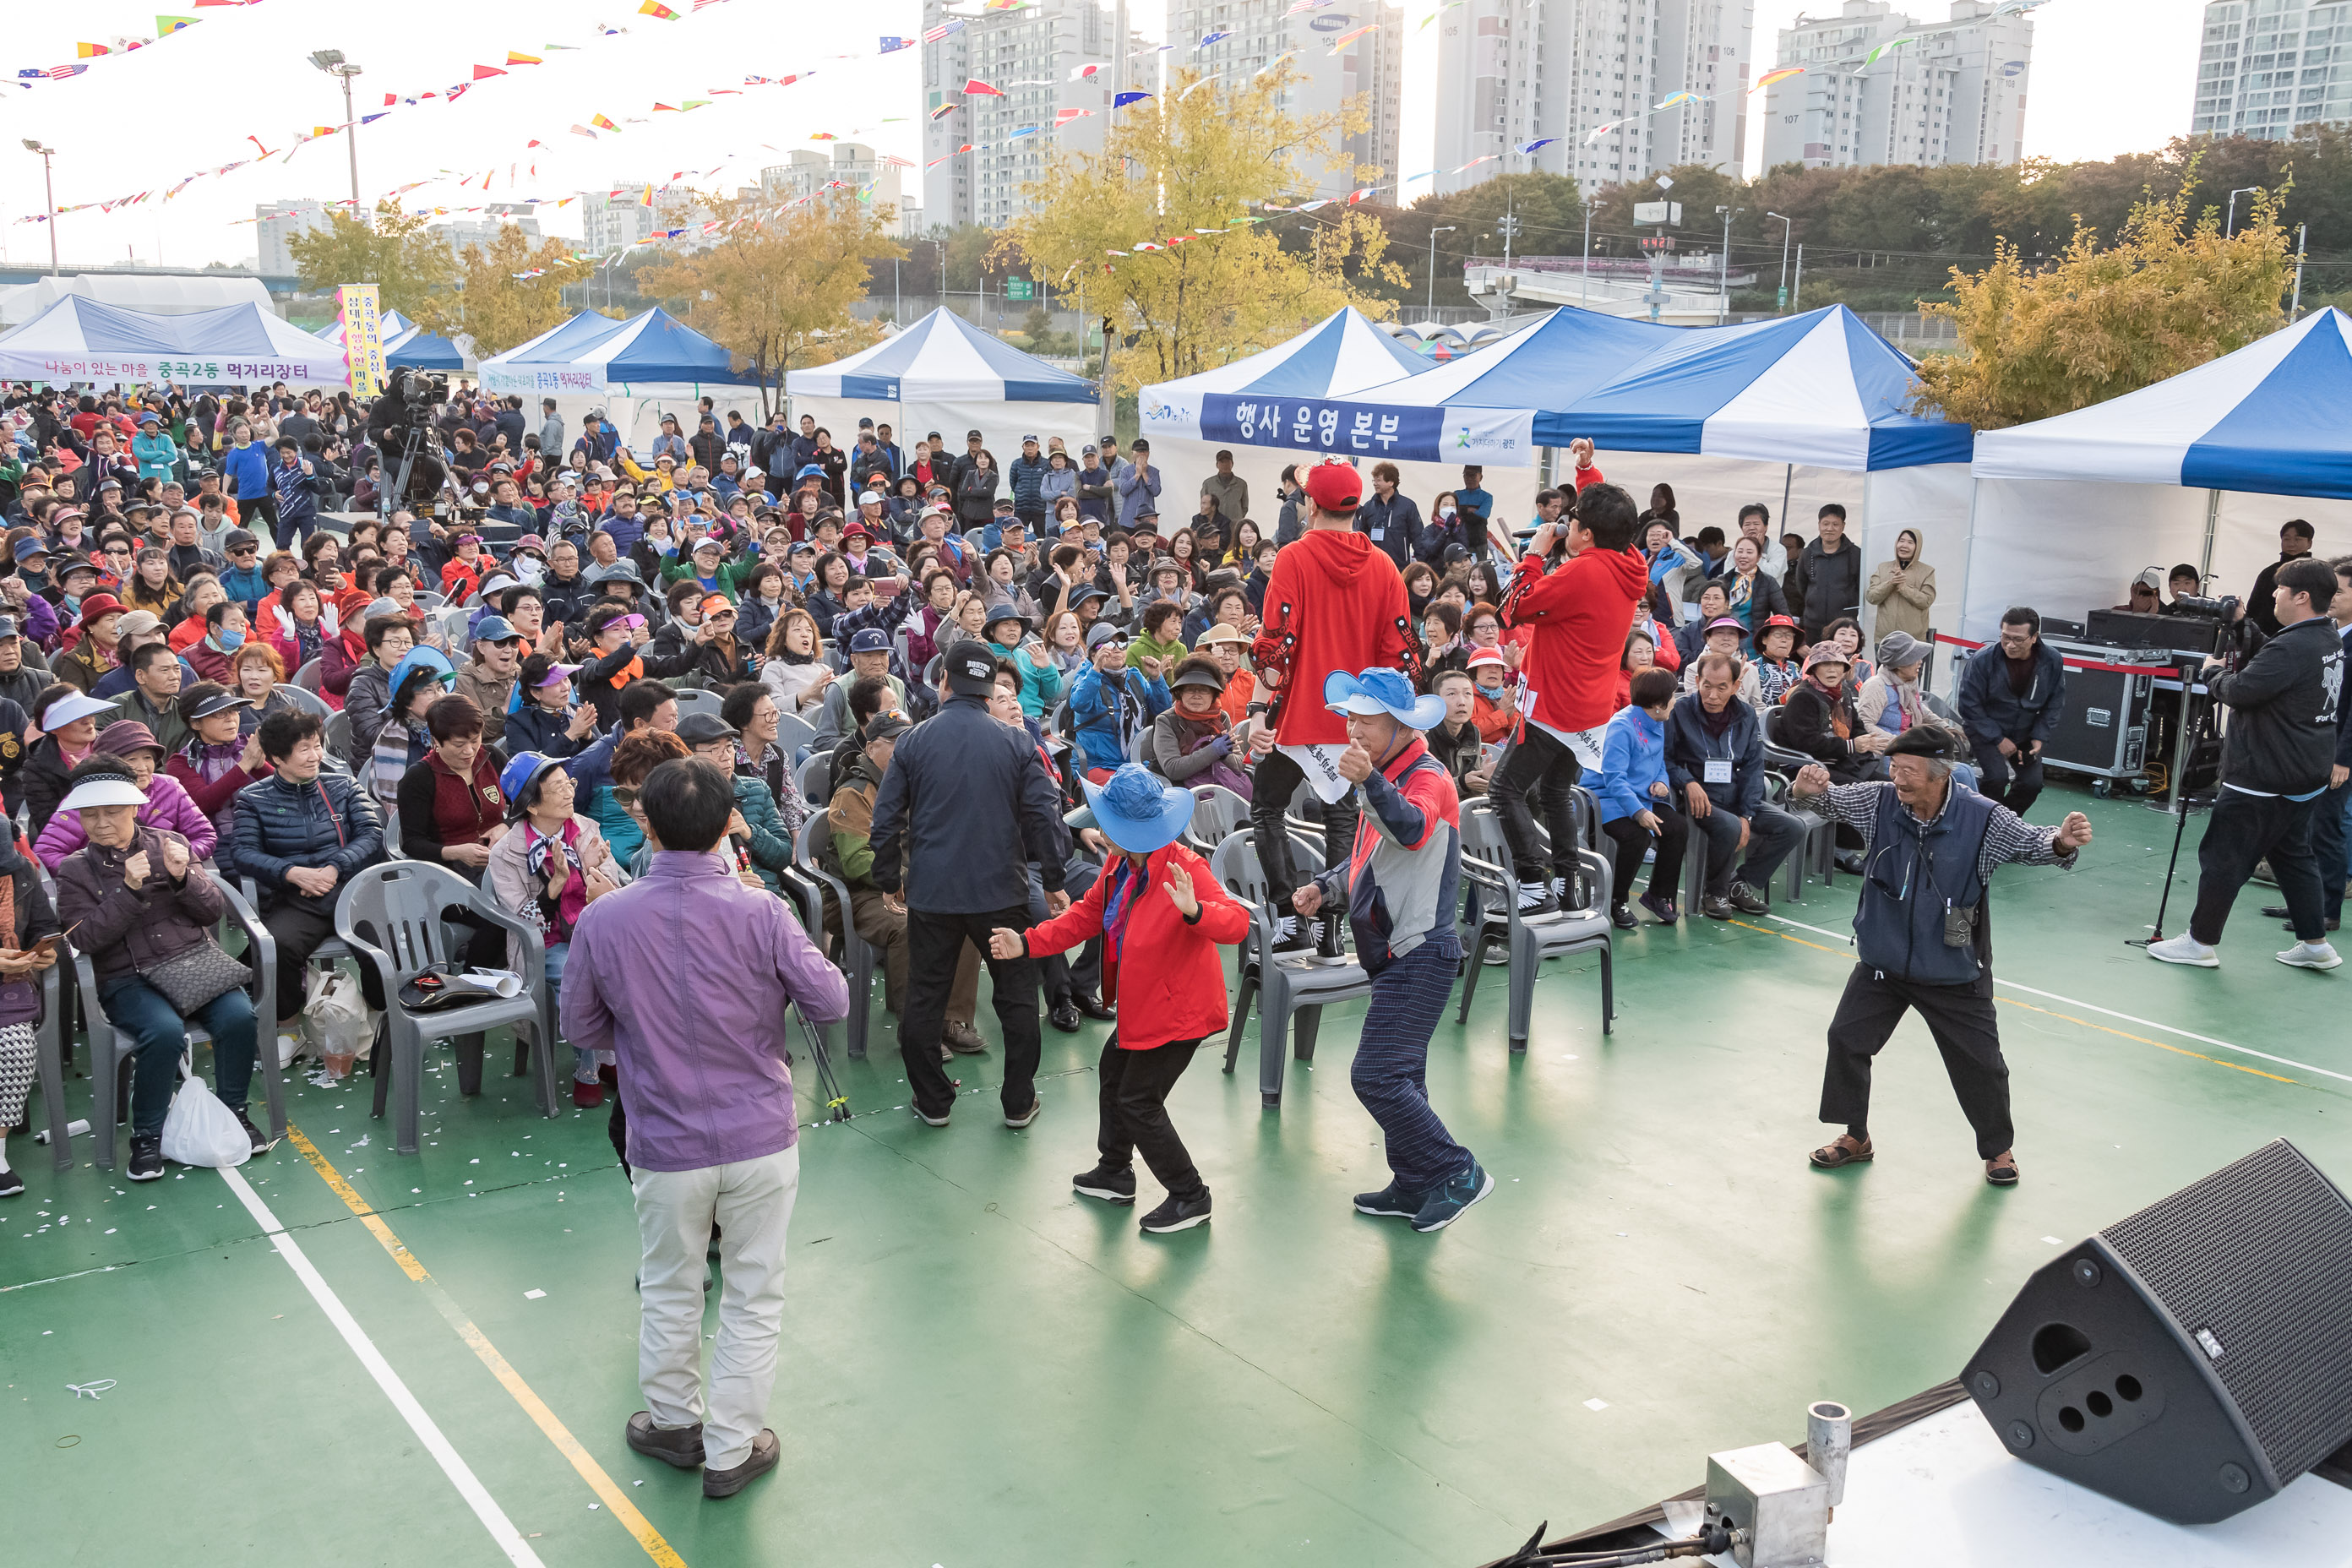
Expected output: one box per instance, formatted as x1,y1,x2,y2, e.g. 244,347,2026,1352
1247,460,1417,952
1495,464,1649,912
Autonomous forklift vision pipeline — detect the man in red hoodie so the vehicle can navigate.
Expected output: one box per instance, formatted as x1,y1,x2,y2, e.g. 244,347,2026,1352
1248,460,1417,952
1496,467,1649,912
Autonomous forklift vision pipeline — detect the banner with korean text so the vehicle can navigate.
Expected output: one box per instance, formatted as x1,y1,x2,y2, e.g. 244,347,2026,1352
1194,394,1537,466
337,284,388,398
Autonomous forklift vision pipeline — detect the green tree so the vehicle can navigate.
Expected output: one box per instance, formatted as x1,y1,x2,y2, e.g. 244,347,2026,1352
286,203,453,319
634,193,901,413
411,226,591,357
1004,63,1408,393
1910,171,2293,429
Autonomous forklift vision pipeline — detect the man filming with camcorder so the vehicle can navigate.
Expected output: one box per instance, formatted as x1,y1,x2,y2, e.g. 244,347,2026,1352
2148,555,2345,972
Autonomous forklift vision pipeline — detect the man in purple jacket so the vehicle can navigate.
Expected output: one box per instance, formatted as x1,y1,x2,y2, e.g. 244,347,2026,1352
561,757,849,1499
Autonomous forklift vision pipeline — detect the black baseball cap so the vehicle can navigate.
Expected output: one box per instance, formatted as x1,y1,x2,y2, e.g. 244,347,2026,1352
944,640,999,697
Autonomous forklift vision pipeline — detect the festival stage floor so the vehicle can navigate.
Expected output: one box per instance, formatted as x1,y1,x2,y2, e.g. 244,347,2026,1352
8,782,2348,1568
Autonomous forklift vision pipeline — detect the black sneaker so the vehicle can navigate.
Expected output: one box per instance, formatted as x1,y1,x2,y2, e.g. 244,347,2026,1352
1072,1164,1137,1204
1313,914,1346,957
1410,1160,1495,1233
1726,880,1769,916
0,1166,22,1198
1609,903,1637,930
1140,1189,1211,1233
233,1108,275,1157
1047,1002,1082,1034
1270,914,1311,953
127,1134,164,1181
1353,1179,1424,1217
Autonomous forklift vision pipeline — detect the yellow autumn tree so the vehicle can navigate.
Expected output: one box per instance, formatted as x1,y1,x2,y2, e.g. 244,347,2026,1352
634,192,902,415
411,225,594,357
286,202,453,319
1003,63,1408,396
1910,169,2294,429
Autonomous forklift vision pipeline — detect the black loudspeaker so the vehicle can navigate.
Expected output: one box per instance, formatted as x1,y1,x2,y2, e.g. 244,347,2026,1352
1962,1139,2352,1523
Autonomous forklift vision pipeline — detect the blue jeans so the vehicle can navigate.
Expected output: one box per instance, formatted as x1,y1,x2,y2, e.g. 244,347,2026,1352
101,974,259,1137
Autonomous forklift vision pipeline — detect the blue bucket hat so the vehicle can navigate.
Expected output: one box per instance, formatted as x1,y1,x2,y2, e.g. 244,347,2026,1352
1324,667,1446,730
1080,762,1196,856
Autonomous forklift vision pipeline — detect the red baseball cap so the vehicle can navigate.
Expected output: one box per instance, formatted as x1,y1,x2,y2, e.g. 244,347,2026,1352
1302,460,1363,513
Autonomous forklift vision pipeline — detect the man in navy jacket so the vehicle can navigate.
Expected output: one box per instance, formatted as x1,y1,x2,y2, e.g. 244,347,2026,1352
1956,606,2066,816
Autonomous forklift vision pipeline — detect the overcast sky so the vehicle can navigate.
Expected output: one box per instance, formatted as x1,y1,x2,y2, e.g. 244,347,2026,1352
0,0,2208,270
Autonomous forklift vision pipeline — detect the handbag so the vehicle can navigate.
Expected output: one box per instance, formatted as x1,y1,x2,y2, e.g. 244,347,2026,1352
138,936,252,1014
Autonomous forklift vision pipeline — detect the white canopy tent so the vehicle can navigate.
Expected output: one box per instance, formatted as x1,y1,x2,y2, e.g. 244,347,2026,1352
476,308,768,453
0,272,275,329
0,294,346,389
786,307,1099,458
1962,308,2352,639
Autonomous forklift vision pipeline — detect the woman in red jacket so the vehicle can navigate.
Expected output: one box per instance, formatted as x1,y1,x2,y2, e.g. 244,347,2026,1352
991,763,1248,1235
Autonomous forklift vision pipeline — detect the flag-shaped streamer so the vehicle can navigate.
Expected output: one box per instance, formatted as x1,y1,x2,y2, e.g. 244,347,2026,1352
962,77,1003,95
1113,90,1151,106
1326,23,1377,49
157,15,199,33
1517,137,1558,154
506,51,542,65
1752,65,1805,90
1179,74,1221,99
640,1,679,16
921,19,965,41
592,113,619,129
1198,30,1232,47
928,102,956,120
879,35,912,52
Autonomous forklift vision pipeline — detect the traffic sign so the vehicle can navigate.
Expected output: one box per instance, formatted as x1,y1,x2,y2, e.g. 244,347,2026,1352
1006,277,1034,301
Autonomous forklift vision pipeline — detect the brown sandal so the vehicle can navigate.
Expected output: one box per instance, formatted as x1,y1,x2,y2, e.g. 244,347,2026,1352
1810,1135,1874,1170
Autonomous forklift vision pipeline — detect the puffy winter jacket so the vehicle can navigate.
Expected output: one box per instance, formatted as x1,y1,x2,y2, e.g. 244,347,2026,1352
52,824,226,985
228,767,385,910
1591,705,1669,824
1007,453,1049,515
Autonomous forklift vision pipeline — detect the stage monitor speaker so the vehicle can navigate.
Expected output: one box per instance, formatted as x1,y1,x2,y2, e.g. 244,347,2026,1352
1961,1139,2352,1523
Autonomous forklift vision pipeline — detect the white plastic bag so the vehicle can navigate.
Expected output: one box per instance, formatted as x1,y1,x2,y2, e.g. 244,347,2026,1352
302,968,375,1076
159,1075,251,1168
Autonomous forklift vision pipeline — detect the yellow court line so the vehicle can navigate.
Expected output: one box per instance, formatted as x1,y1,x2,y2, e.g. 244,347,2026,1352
286,1125,692,1568
1721,920,2302,1089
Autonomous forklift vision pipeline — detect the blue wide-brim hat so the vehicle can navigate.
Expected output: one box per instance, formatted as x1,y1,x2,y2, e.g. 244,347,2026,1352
1325,667,1446,731
1080,762,1196,856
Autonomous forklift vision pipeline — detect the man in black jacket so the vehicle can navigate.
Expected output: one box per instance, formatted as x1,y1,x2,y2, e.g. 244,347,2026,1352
868,641,1070,1130
2149,555,2344,971
1794,504,1862,641
2245,519,2317,637
1354,461,1424,568
1955,607,2066,815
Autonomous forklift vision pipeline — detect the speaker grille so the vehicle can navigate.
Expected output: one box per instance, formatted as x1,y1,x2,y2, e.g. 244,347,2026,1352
2102,1140,2352,1480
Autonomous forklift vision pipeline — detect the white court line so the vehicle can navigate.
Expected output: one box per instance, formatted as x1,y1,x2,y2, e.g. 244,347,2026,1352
1762,913,2352,1087
220,1166,547,1568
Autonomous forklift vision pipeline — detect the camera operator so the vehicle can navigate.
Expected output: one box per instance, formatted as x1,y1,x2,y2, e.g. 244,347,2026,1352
2148,555,2345,972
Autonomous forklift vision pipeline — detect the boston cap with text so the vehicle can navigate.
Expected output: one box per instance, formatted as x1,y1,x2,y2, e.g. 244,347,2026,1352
944,639,999,697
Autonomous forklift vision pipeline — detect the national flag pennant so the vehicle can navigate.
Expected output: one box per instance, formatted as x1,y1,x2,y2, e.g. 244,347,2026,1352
592,114,619,130
156,15,199,33
1199,30,1232,47
1070,61,1102,79
962,77,1003,96
921,19,965,41
640,1,679,16
1516,138,1558,154
639,184,655,205
76,42,113,58
1113,90,1151,106
1752,65,1805,90
43,63,90,79
809,131,837,140
653,102,680,112
506,51,542,66
879,35,912,52
472,64,506,80
1326,23,1378,49
928,102,957,120
1054,107,1092,125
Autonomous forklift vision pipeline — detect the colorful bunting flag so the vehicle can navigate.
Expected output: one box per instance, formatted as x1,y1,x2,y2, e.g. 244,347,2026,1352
962,77,1003,95
506,51,542,65
1199,30,1232,47
473,64,507,79
1113,90,1151,106
921,19,965,41
640,1,679,17
1753,65,1805,90
1326,23,1377,49
156,15,199,33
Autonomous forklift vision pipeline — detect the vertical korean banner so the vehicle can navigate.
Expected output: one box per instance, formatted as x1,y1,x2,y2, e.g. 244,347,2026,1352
336,284,387,399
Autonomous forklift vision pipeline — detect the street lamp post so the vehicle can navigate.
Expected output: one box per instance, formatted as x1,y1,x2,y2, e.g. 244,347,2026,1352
1426,225,1456,313
1582,199,1594,307
1766,210,1793,313
22,141,58,276
2225,185,2260,237
308,51,365,217
1715,205,1739,324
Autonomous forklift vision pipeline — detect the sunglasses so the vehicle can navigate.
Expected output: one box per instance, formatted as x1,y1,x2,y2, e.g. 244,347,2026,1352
612,786,640,808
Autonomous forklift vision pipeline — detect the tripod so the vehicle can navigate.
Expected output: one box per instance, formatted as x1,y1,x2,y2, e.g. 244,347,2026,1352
2127,665,2222,949
384,419,449,522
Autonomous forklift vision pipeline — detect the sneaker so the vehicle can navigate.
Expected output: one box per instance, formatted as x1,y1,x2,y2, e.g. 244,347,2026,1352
913,1103,951,1128
1513,881,1557,914
2147,934,2220,967
1550,874,1570,904
0,1166,22,1198
701,1428,780,1498
1726,879,1769,916
1637,891,1679,924
1270,914,1309,953
127,1134,164,1181
1140,1190,1212,1233
2276,941,2344,971
232,1108,275,1157
572,1078,604,1109
1004,1097,1043,1130
944,1019,990,1054
1700,894,1735,921
1313,913,1346,957
1353,1179,1424,1217
1609,903,1637,931
1072,1164,1137,1204
625,1412,706,1470
1410,1160,1495,1233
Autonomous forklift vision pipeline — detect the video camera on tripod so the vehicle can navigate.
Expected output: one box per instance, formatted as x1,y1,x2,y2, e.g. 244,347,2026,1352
364,368,455,520
2166,592,2262,667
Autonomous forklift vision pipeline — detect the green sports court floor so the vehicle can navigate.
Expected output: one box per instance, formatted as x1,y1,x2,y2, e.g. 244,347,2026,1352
6,781,2348,1567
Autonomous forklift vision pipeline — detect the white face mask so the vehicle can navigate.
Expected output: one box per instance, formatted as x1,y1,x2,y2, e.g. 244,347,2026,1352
1437,505,1455,518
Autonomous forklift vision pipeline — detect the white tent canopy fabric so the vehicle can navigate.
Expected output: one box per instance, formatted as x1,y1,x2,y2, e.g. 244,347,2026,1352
0,294,346,389
787,307,1099,457
0,273,274,329
476,308,762,400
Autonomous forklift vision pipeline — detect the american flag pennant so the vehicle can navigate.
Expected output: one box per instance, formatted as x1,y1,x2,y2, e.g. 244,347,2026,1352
921,19,964,41
879,35,912,52
44,63,91,79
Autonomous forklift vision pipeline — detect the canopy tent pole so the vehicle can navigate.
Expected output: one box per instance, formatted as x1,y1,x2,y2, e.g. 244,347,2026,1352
1780,463,1793,531
2198,487,2221,585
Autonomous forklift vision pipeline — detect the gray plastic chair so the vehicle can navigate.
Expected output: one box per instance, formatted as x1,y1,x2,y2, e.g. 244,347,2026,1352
275,683,333,719
1456,801,1614,1048
28,935,69,1172
785,815,874,1059
79,872,286,1171
1760,706,1838,896
324,709,354,765
671,688,726,722
795,752,833,807
292,658,324,694
1207,827,1370,1107
333,862,553,1156
1180,783,1250,854
773,710,816,757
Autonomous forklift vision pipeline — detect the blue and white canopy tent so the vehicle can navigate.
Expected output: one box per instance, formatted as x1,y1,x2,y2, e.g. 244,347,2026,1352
0,295,351,389
475,307,767,453
313,308,466,373
1963,308,2352,636
787,306,1099,460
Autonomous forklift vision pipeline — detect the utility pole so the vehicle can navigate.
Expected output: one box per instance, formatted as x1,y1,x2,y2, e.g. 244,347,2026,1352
1581,199,1594,307
21,141,57,276
1426,225,1456,313
1715,205,1737,324
1793,243,1804,312
1499,193,1520,272
308,52,366,217
1767,210,1792,313
2292,222,2308,318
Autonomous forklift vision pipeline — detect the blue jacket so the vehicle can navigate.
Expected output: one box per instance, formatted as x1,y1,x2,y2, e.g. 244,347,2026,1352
564,727,645,864
867,693,1070,912
221,440,270,504
988,638,1067,719
1070,663,1170,774
1008,453,1050,514
227,768,384,910
1592,705,1669,824
1956,639,2066,750
132,430,181,483
220,563,273,613
1115,461,1162,529
271,456,322,527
